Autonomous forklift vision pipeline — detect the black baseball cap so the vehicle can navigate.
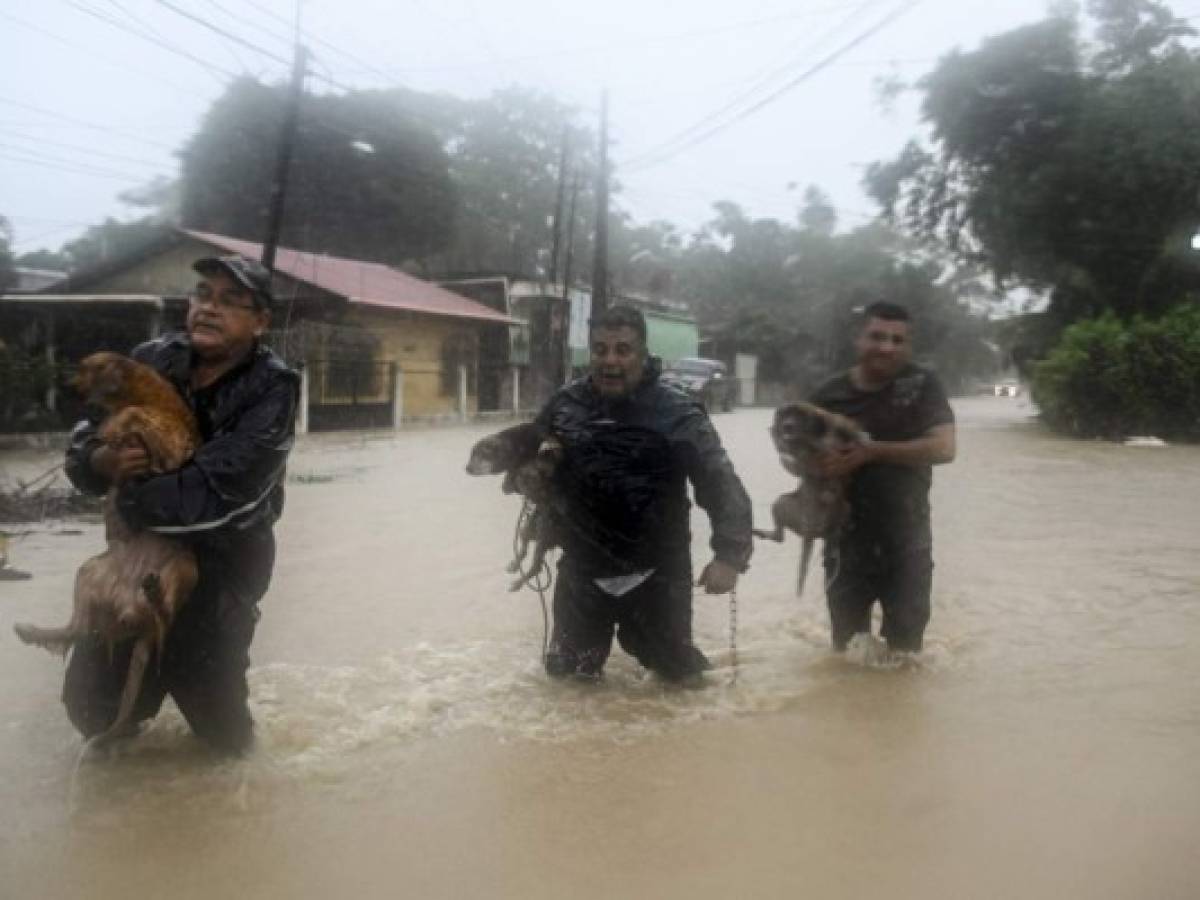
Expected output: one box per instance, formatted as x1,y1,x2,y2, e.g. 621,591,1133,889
192,254,273,308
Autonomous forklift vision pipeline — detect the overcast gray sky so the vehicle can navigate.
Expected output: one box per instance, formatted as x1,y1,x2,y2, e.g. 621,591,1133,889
3,0,1196,257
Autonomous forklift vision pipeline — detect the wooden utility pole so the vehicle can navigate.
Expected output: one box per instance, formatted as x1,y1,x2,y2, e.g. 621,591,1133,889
546,131,571,387
591,91,610,314
547,130,569,286
262,44,308,275
562,174,580,303
560,173,581,383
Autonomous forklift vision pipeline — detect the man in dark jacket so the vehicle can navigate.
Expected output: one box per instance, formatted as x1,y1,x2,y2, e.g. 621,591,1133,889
534,305,752,683
809,302,956,654
63,254,299,754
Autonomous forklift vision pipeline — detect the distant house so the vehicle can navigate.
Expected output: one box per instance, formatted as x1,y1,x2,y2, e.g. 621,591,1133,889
1,227,519,432
442,276,699,411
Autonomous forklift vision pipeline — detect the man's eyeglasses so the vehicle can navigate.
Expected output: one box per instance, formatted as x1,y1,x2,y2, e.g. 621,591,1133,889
189,285,259,313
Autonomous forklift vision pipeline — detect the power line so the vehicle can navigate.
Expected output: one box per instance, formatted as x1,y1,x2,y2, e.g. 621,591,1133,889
0,148,155,182
0,96,179,151
238,0,403,87
154,0,293,70
297,3,873,76
623,1,923,172
61,0,239,82
0,141,168,180
2,129,172,170
208,0,296,52
0,8,215,96
110,0,254,74
620,0,884,170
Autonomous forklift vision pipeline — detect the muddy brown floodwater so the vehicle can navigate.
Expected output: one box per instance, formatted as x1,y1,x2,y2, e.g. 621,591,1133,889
2,397,1199,899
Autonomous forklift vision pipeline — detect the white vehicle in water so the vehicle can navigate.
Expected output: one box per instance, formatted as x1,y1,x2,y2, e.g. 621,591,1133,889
993,378,1021,397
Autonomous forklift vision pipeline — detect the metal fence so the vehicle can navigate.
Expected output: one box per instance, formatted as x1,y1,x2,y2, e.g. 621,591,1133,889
0,355,535,435
305,359,398,432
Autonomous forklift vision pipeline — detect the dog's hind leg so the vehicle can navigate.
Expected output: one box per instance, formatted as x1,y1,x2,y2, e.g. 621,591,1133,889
797,538,816,598
92,636,151,746
141,572,169,672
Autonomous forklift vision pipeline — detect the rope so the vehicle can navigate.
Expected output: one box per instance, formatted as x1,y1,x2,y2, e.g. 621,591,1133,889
511,498,553,662
14,462,64,494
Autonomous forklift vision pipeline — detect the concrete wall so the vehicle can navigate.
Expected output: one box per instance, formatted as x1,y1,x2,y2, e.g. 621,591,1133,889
345,307,480,418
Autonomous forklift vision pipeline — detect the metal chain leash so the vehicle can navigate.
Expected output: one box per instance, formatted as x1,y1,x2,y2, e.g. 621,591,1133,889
728,589,738,685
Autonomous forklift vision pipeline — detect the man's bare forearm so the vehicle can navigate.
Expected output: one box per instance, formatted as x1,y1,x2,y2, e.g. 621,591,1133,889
867,425,956,468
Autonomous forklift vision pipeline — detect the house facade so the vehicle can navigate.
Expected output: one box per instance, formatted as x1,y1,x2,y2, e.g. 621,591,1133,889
1,228,518,432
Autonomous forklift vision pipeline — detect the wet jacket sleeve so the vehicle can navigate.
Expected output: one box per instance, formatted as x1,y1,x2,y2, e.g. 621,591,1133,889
115,377,298,535
64,414,110,496
675,407,754,572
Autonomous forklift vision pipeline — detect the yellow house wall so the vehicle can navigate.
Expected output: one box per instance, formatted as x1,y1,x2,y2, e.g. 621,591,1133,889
74,237,485,419
346,307,479,417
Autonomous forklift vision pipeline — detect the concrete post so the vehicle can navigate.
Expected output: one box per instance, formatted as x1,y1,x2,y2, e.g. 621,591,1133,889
391,363,404,430
458,363,469,421
297,366,310,435
44,312,57,413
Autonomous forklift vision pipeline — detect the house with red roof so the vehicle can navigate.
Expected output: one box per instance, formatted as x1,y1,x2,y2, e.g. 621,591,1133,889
4,227,523,431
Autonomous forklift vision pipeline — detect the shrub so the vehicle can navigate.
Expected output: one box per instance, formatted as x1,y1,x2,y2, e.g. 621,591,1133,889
1031,304,1200,439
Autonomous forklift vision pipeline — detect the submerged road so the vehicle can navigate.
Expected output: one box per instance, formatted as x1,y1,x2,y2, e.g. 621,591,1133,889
2,396,1199,899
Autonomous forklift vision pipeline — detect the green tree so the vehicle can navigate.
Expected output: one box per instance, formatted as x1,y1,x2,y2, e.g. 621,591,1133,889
180,78,457,266
59,216,168,273
866,1,1200,323
798,186,837,236
667,201,997,393
422,86,601,279
14,248,69,271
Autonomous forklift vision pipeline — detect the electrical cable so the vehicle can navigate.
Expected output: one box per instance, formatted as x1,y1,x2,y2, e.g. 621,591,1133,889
622,0,923,172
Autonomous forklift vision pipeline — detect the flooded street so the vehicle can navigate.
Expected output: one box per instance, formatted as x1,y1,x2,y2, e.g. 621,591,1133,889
2,397,1199,899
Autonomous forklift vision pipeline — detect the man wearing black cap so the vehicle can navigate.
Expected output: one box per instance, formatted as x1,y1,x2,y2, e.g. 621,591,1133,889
62,254,299,754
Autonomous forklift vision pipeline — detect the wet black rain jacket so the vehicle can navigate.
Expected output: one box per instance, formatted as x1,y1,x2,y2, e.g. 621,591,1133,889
534,360,753,576
65,334,299,551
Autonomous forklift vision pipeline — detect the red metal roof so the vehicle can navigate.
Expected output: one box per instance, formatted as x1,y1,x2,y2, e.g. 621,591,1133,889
182,229,515,325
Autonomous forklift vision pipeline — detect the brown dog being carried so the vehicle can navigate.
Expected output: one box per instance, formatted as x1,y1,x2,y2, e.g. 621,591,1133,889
13,352,200,745
466,421,562,591
753,401,867,596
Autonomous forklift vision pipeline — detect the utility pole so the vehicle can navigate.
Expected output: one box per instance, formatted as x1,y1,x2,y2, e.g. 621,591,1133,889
560,173,581,384
591,90,610,315
547,130,569,286
262,43,308,276
546,131,570,386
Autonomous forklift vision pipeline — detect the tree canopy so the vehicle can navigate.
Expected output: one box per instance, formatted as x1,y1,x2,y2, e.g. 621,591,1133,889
180,78,457,266
616,198,999,393
866,0,1200,323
